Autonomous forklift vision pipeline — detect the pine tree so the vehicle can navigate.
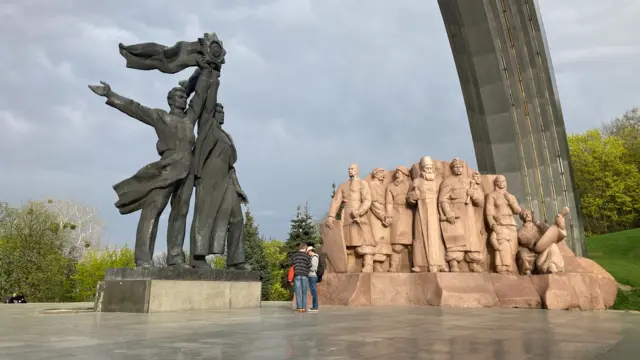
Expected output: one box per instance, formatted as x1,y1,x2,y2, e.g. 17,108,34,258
285,203,321,251
243,209,269,300
330,183,344,221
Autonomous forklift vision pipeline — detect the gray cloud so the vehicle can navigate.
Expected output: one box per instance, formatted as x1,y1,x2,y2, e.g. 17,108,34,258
1,0,638,248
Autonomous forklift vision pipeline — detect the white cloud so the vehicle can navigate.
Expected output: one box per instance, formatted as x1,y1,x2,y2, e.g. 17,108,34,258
0,110,33,139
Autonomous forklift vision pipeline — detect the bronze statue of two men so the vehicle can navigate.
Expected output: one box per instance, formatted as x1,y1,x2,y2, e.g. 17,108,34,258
88,33,250,271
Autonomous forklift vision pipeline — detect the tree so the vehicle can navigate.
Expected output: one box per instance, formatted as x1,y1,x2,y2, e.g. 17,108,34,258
263,239,291,300
286,203,321,251
71,246,134,301
44,198,105,260
152,252,167,267
568,129,640,234
602,108,640,171
243,209,269,300
0,201,75,302
209,254,226,269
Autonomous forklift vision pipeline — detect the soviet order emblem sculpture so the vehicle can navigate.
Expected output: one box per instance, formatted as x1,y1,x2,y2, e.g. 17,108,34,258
89,33,250,271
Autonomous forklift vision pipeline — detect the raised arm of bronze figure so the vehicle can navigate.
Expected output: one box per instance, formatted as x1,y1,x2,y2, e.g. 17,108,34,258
184,67,215,126
88,81,155,126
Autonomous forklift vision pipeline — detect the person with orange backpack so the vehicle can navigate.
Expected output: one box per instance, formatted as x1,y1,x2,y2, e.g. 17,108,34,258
289,242,311,312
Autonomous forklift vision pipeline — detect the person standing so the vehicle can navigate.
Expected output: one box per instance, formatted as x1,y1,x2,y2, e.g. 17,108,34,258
291,243,311,312
307,246,320,312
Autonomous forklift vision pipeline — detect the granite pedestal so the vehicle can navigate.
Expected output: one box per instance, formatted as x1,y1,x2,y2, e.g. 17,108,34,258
95,267,261,313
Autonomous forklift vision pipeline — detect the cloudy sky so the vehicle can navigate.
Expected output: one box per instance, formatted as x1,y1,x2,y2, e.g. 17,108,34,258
1,0,639,250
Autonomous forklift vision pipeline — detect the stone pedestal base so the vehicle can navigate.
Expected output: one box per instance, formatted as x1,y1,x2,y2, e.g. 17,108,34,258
95,268,261,313
315,271,617,310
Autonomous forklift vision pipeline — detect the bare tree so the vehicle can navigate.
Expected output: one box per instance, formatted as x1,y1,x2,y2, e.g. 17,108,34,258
152,252,167,267
43,198,105,259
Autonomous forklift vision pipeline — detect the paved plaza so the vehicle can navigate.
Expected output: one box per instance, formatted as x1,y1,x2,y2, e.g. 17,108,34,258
0,302,639,359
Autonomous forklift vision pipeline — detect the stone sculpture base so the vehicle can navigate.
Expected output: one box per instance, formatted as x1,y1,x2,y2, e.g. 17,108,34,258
95,267,261,313
302,256,617,310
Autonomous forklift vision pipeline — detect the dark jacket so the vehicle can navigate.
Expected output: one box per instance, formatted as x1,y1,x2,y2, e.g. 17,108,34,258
291,251,311,277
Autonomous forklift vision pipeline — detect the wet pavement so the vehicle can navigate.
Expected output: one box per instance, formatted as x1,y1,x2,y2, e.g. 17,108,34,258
0,302,639,359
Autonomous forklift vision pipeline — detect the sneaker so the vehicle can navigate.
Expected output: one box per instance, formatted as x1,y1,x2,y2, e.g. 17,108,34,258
308,308,318,313
295,308,306,312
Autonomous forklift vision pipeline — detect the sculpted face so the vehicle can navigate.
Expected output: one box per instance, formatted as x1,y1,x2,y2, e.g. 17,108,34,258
421,163,435,181
348,164,358,178
394,169,405,181
215,104,225,125
168,88,188,111
373,170,385,181
495,175,507,190
451,163,463,176
473,172,482,185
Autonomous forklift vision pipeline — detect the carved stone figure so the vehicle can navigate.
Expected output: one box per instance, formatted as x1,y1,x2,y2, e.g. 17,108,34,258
408,157,448,273
88,65,215,268
326,164,377,272
516,208,567,275
438,158,485,272
385,166,413,272
368,168,393,272
486,175,522,274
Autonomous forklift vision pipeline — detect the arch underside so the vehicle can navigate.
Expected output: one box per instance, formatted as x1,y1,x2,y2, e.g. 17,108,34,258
437,0,586,256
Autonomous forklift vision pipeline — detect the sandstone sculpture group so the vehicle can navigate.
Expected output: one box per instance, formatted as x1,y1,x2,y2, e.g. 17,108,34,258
324,157,567,276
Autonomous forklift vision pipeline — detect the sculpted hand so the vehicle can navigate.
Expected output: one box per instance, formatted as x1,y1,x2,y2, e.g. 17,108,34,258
447,216,456,225
554,214,565,229
88,81,111,97
408,191,419,202
325,217,335,230
237,187,249,205
466,189,475,197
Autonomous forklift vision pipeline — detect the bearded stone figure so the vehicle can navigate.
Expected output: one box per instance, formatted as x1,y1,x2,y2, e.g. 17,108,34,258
408,156,448,273
438,158,485,272
385,166,413,272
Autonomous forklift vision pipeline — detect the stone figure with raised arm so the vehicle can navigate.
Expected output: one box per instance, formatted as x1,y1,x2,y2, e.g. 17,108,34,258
485,175,522,274
88,63,216,268
325,164,377,272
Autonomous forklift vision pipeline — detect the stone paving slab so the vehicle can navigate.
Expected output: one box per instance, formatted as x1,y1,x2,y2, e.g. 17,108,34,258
0,303,639,359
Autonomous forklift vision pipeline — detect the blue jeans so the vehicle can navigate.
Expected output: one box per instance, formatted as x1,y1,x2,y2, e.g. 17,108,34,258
308,276,318,309
294,275,309,309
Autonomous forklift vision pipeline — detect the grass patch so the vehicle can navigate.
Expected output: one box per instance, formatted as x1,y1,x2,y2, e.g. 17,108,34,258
587,228,640,310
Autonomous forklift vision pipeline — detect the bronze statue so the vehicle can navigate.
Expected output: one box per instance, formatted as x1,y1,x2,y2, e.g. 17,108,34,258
88,65,215,268
187,98,250,270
